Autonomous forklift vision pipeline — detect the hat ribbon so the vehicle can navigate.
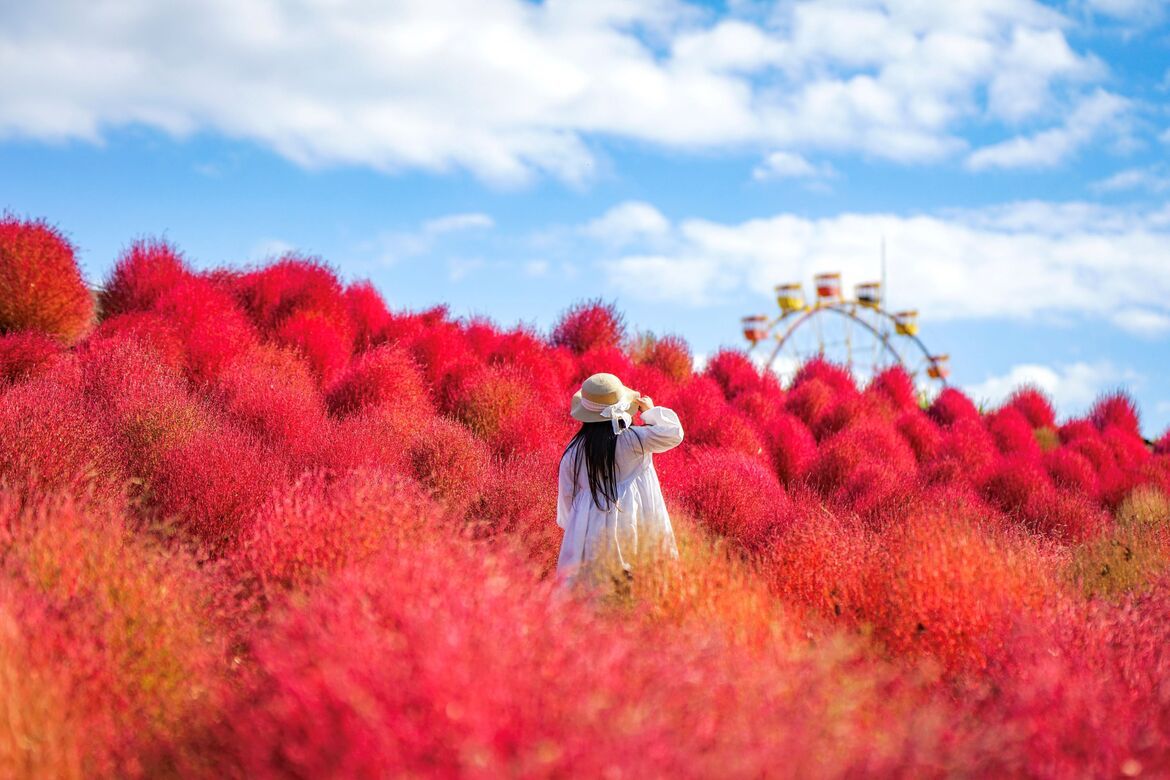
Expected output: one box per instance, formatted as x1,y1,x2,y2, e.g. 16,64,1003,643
580,396,633,435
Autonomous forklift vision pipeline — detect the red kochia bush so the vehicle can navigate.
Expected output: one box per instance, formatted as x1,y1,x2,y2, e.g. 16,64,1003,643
238,470,434,596
859,513,1054,673
408,417,493,518
1044,447,1100,498
152,276,257,382
791,358,858,398
784,378,837,435
0,331,62,385
77,337,204,477
982,456,1105,541
867,365,919,413
1091,392,1141,437
766,503,872,621
408,319,475,388
704,349,762,401
987,407,1041,459
445,364,535,441
0,368,124,501
551,299,625,354
215,345,328,465
217,531,959,779
896,410,942,463
1006,387,1057,429
234,256,349,335
660,376,731,445
970,585,1170,776
0,217,94,344
926,416,1000,487
929,387,980,426
87,311,188,373
489,328,574,391
664,448,790,551
760,412,818,486
99,239,190,317
148,419,287,550
473,451,563,570
636,334,693,383
344,280,392,351
808,422,918,524
572,344,635,386
326,344,429,417
1102,424,1150,472
275,310,353,386
1156,430,1170,456
808,422,916,496
0,490,228,777
318,405,429,478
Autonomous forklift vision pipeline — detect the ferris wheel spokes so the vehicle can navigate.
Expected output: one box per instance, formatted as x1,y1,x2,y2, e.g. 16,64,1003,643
742,273,949,388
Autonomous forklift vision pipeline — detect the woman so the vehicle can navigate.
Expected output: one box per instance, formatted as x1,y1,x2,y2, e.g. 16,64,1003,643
556,372,684,589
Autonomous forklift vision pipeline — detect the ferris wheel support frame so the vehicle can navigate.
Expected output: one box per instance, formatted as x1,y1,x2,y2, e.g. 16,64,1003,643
764,302,903,369
753,300,949,386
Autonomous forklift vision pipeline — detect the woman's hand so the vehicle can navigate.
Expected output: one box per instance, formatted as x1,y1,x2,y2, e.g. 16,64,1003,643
635,395,654,412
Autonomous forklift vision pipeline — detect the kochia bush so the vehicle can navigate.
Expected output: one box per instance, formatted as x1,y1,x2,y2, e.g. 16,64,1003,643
4,219,1170,777
0,218,94,344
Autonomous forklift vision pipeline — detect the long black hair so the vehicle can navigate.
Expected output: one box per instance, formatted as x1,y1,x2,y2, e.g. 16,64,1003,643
563,420,635,511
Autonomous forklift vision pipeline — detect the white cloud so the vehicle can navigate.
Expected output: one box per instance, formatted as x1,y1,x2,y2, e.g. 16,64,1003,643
1091,166,1170,194
248,238,296,262
966,89,1131,170
524,259,550,277
447,257,485,282
423,213,495,235
584,201,671,247
1111,309,1170,337
0,0,1128,183
752,151,836,181
585,199,1170,333
368,212,495,265
986,27,1101,122
600,254,730,304
1160,127,1170,144
1078,0,1166,23
964,361,1141,419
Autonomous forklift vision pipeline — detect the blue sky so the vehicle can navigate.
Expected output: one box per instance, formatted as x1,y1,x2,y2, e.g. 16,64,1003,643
1,0,1169,434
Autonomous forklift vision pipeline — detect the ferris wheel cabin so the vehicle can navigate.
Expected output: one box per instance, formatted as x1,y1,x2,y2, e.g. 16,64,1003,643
742,314,770,344
814,272,843,303
894,310,919,336
855,281,882,309
927,354,951,380
774,283,806,314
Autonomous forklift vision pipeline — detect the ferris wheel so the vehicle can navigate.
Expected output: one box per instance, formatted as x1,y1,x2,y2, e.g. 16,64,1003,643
741,272,950,387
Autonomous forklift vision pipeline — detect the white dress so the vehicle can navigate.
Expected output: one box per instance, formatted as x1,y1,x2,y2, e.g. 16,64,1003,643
556,406,684,583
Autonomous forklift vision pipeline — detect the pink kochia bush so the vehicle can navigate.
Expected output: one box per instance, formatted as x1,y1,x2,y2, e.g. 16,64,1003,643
3,217,1170,776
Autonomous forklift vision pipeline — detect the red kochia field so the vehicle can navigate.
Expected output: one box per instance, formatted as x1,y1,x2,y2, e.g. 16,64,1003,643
2,216,1170,778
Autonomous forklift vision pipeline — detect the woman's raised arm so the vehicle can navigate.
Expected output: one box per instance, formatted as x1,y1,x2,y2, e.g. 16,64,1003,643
634,404,684,453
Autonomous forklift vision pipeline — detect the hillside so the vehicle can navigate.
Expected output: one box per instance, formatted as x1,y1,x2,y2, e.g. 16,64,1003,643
2,216,1170,777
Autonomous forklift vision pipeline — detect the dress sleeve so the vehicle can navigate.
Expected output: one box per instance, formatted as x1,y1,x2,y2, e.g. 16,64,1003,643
634,406,684,454
556,450,576,530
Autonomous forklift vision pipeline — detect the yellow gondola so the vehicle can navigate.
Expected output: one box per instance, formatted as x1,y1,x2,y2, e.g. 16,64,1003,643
742,314,769,344
927,354,950,380
774,283,806,314
814,272,842,302
856,281,881,309
894,310,919,336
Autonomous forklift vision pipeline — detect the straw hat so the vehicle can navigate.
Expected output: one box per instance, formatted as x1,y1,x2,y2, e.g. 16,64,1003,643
570,373,640,423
